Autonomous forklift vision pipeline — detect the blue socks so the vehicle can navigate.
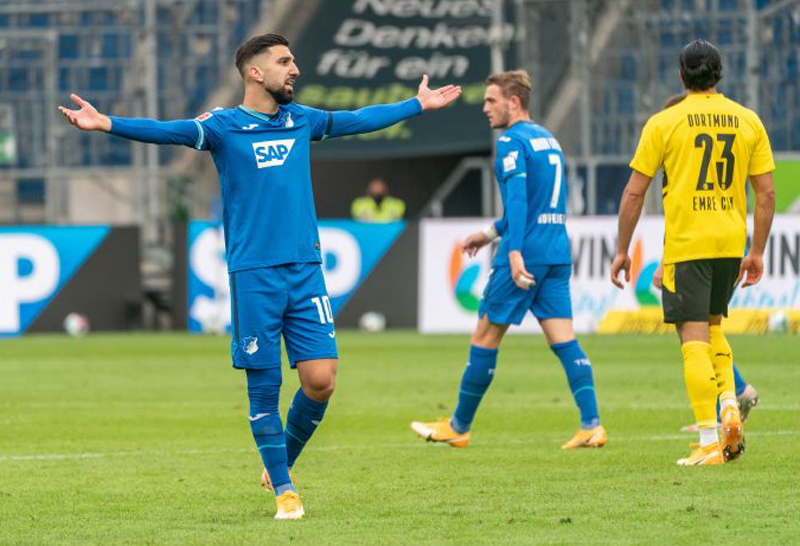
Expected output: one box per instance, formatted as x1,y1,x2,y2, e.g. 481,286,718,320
450,340,601,433
245,368,294,496
451,345,498,433
733,364,747,397
551,339,600,429
285,388,329,469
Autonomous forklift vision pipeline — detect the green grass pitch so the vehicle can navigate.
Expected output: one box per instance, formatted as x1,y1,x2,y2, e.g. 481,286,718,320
1,332,798,545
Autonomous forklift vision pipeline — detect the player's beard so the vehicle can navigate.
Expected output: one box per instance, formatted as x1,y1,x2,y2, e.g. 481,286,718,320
266,82,294,105
488,107,510,129
493,106,510,129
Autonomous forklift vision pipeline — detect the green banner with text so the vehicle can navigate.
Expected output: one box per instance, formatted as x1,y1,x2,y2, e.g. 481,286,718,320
293,0,516,158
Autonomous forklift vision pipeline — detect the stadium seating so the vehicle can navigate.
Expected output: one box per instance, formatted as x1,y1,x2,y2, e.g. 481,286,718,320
597,0,798,156
0,0,267,203
1,0,797,211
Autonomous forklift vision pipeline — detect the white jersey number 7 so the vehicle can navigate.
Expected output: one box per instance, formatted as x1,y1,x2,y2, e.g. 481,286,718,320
548,153,562,209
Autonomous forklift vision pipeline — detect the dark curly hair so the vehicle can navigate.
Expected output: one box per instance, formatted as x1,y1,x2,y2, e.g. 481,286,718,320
679,39,722,91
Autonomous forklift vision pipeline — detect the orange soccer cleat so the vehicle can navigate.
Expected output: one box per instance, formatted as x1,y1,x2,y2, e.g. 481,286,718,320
677,442,724,466
274,490,304,520
410,417,471,448
720,405,745,462
561,425,608,449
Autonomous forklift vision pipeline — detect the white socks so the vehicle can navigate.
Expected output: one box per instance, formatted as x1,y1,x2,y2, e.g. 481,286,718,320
699,426,719,447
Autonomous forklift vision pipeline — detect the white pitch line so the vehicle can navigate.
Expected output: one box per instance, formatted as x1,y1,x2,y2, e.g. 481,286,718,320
0,447,247,462
609,403,800,411
3,403,798,411
613,430,800,442
1,430,798,463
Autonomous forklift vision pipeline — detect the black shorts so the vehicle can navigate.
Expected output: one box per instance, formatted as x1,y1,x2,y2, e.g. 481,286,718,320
661,258,741,324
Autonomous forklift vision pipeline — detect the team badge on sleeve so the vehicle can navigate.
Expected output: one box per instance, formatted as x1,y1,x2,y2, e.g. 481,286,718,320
195,112,213,122
503,151,519,173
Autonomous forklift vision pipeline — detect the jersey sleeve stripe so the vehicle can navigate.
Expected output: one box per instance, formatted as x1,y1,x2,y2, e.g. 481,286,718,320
323,112,333,139
193,120,205,150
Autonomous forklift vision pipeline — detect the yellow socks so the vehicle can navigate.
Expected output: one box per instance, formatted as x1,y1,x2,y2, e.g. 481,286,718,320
681,341,718,430
709,325,736,403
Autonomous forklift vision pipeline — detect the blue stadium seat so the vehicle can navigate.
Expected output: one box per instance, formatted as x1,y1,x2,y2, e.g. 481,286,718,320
59,35,80,60
772,128,787,151
788,50,798,79
12,47,43,62
620,55,637,82
9,68,27,91
108,135,133,166
792,117,800,149
157,33,174,59
773,18,783,44
194,1,219,25
617,88,634,115
27,13,49,27
718,22,733,45
89,67,108,91
59,67,70,92
101,34,119,59
16,178,45,204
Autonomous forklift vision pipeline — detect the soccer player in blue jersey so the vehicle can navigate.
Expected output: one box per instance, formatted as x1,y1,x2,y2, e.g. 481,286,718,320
59,33,461,520
411,70,607,450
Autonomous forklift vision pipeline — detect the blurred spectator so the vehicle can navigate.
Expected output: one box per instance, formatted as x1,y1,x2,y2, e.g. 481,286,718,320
351,178,405,222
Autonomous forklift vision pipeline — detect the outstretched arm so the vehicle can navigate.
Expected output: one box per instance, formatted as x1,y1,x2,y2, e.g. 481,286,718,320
326,75,461,138
59,93,204,149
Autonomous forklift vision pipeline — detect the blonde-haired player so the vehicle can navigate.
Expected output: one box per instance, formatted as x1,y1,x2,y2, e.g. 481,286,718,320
611,40,775,465
412,70,606,450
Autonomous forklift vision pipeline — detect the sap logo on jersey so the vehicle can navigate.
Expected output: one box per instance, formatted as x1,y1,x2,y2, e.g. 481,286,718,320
252,139,295,168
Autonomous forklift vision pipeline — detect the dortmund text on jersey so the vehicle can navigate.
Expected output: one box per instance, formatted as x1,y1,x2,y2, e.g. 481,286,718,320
629,93,775,264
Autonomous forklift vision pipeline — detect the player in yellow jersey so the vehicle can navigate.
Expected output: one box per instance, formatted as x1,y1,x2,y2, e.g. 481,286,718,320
654,94,760,432
611,40,775,466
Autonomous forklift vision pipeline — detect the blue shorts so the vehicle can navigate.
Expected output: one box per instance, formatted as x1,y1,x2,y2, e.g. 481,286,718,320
229,263,338,369
478,264,573,325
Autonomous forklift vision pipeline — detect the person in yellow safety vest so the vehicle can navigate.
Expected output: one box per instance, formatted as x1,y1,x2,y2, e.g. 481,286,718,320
351,178,405,222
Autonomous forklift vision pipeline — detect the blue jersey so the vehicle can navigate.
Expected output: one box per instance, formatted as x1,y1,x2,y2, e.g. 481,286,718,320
491,121,571,267
109,98,421,272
